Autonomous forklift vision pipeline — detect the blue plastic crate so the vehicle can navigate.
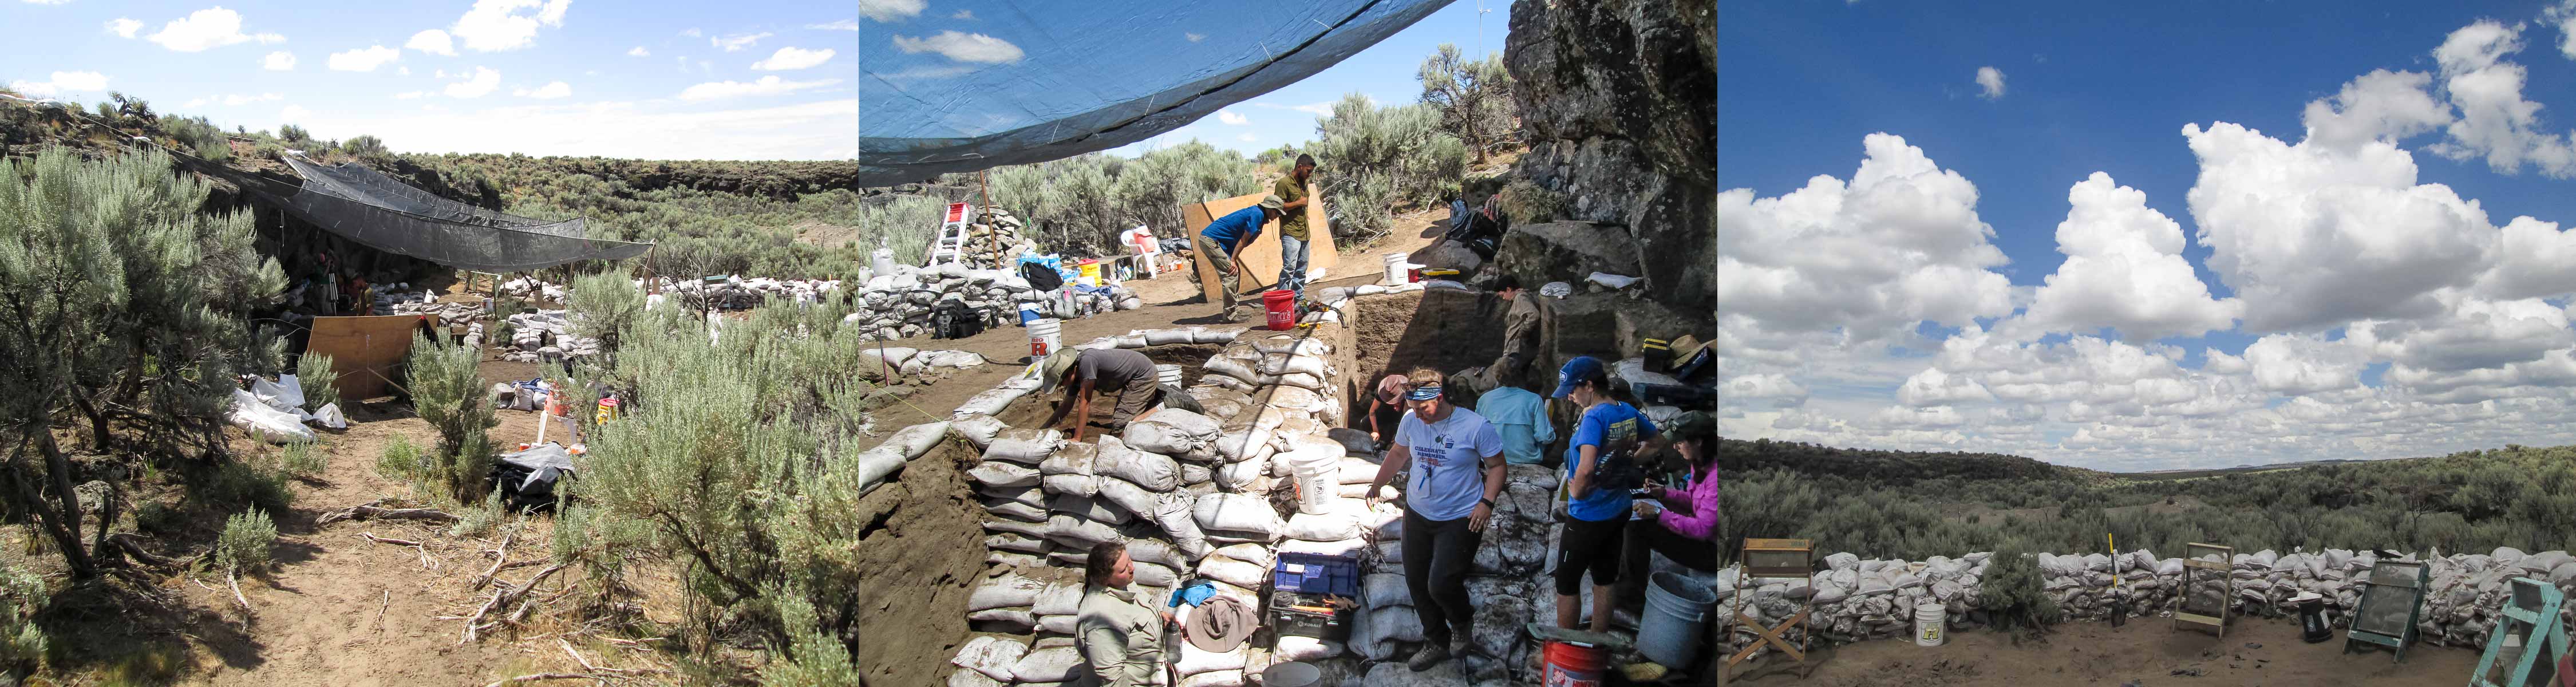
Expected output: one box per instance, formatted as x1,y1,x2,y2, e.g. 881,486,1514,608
1273,552,1360,597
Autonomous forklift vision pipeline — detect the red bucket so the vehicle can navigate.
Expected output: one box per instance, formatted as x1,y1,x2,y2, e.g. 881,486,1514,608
1540,641,1606,687
1264,289,1298,330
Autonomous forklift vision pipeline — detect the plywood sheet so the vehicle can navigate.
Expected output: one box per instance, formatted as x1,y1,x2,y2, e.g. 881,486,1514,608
1185,183,1339,304
306,314,433,401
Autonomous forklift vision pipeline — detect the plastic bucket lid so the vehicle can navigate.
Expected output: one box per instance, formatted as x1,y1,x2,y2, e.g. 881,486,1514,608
1261,661,1322,687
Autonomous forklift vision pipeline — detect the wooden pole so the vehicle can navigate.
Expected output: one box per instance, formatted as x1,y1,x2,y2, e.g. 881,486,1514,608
979,170,991,212
642,245,658,296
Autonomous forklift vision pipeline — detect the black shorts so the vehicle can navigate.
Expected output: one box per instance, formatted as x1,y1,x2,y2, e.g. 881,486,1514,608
1554,515,1629,597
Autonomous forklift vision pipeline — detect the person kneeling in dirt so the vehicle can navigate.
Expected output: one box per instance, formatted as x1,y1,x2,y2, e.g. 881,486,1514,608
1078,540,1174,687
1361,373,1409,450
1194,195,1283,323
1551,356,1672,633
1040,348,1164,442
1363,368,1507,673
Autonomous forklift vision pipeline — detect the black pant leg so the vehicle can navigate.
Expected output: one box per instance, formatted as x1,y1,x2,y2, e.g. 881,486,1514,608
1401,507,1448,645
1427,513,1485,645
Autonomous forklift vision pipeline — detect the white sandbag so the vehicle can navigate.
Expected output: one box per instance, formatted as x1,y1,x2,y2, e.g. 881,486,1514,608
1180,462,1215,484
1012,646,1085,683
1273,637,1344,662
1364,572,1412,610
916,349,987,368
1194,328,1242,345
1284,500,1369,542
1204,358,1263,386
1213,425,1275,463
1112,334,1149,348
954,385,1033,418
949,669,1003,687
1251,337,1333,357
1095,437,1180,491
981,484,1049,509
951,635,1028,682
1198,554,1272,589
849,447,910,495
1043,473,1099,498
1092,477,1161,525
1179,671,1246,687
985,519,1048,538
965,607,1035,633
968,461,1041,488
1034,582,1084,617
1144,328,1201,346
1336,457,1384,484
1046,514,1121,549
984,428,1066,465
950,414,1007,448
860,346,920,370
1354,605,1425,661
1050,493,1133,526
1212,543,1276,570
1125,538,1188,571
1152,492,1212,560
971,574,1046,611
1256,353,1332,379
1136,561,1180,588
1174,641,1247,676
1278,537,1371,558
982,500,1049,524
1040,442,1097,477
1215,453,1268,491
987,533,1048,554
1127,408,1222,449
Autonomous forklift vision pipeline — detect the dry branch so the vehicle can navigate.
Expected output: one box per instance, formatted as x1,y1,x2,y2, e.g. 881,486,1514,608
319,503,461,527
461,562,571,644
472,526,517,591
359,532,422,547
480,673,602,687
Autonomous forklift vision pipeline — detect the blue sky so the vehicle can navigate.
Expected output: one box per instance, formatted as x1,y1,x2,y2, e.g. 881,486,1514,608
2,1,858,160
1717,0,2576,470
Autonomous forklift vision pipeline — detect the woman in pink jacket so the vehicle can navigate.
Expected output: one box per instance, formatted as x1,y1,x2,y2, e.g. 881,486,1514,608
1631,410,1717,572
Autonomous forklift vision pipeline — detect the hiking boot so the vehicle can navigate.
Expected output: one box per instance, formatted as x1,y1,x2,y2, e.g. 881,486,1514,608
1406,642,1451,672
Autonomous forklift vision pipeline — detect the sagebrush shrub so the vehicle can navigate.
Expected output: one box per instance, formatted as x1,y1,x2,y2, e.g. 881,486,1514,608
279,440,326,480
296,352,340,412
1980,539,2061,636
215,509,278,574
405,332,496,503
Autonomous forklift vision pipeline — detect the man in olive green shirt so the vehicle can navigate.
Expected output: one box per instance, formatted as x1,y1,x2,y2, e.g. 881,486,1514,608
1274,154,1317,298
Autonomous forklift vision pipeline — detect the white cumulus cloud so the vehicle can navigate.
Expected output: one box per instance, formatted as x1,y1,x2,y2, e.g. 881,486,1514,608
751,46,835,70
892,30,1025,64
626,46,649,57
145,7,286,52
407,29,457,56
860,0,924,22
106,18,143,38
327,45,402,72
2018,172,2239,342
713,32,773,52
809,19,860,30
6,71,109,97
262,50,297,70
677,75,837,101
1216,110,1247,125
445,66,501,98
1974,66,2005,100
2424,21,2576,177
513,81,571,99
449,0,571,53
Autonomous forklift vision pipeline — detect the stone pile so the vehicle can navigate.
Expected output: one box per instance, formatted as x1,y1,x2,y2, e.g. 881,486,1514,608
651,276,841,311
1721,546,2576,661
952,207,1040,270
841,263,1140,343
494,310,601,365
500,276,568,304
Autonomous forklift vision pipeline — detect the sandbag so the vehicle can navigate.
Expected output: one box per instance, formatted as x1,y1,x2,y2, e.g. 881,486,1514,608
1152,492,1212,560
971,574,1045,611
1136,561,1180,588
1040,442,1097,477
1174,641,1247,676
1364,572,1412,610
1284,500,1370,542
1279,537,1370,558
950,414,1007,448
979,484,1048,509
984,428,1066,464
1126,537,1188,570
1256,352,1332,378
1353,605,1425,661
982,499,1049,523
1252,337,1333,357
1034,583,1083,617
965,607,1035,633
1095,437,1179,491
1093,477,1161,525
1194,328,1242,345
1336,457,1384,484
1180,671,1246,687
985,519,1048,538
1213,425,1275,463
916,349,986,368
849,448,909,496
1215,453,1268,491
968,461,1041,488
860,346,919,372
987,533,1048,554
1200,374,1255,392
1180,462,1214,484
1012,646,1085,683
1046,514,1122,549
1050,493,1133,526
1124,408,1221,457
1198,554,1272,589
1204,357,1263,386
1212,543,1276,570
954,385,1033,418
951,635,1028,682
1273,636,1343,662
1042,473,1099,498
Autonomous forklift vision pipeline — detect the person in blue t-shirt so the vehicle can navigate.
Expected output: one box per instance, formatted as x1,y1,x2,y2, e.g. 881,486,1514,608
1194,195,1282,323
1548,356,1668,632
1362,368,1506,673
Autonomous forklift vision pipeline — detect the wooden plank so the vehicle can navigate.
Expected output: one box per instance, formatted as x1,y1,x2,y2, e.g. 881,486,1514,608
306,314,433,401
1186,183,1339,304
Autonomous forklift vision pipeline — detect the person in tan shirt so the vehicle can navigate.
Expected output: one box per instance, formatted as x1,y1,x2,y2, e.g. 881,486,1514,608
1077,540,1174,686
1273,154,1317,298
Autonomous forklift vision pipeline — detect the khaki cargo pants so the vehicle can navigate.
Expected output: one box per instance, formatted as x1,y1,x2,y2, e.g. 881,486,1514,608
1195,234,1246,318
1105,381,1160,432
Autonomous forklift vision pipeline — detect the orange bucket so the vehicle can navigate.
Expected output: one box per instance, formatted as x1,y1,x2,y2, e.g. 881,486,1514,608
1263,289,1298,330
1540,641,1607,687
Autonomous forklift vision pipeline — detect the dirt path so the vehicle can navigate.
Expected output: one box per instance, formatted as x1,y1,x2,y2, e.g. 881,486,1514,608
1741,617,2480,686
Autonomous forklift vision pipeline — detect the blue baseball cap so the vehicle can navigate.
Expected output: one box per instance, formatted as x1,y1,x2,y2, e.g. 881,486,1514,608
1551,356,1607,399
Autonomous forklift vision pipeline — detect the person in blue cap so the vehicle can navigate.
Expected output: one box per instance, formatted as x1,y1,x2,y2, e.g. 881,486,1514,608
1548,355,1670,633
1194,195,1283,323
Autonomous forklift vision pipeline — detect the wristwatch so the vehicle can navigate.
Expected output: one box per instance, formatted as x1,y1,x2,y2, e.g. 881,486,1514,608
1479,497,1495,508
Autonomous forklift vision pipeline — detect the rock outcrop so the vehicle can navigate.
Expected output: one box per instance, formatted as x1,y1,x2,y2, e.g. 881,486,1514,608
1502,0,1714,313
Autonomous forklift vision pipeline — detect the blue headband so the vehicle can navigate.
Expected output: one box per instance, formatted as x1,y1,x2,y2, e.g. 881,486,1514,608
1405,385,1443,401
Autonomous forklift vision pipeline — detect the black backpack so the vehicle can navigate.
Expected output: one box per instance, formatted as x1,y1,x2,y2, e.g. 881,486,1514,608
933,301,985,340
1020,262,1063,291
1445,198,1509,260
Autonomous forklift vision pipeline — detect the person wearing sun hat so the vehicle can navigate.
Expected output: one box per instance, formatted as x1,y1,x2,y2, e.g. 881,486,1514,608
1038,347,1163,443
1548,355,1670,633
1629,410,1718,574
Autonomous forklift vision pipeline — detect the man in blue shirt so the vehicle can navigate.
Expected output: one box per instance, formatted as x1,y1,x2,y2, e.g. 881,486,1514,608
1550,356,1669,633
1195,195,1282,323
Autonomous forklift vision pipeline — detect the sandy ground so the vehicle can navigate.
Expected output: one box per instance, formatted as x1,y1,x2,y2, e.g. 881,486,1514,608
1739,617,2482,687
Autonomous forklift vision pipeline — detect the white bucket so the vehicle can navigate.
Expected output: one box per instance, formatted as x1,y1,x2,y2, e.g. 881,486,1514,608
1287,450,1340,515
1914,603,1946,647
1029,318,1063,357
1382,252,1410,286
1156,364,1183,387
871,247,895,278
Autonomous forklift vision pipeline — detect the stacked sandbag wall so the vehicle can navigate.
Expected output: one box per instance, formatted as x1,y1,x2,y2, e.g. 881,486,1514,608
1720,546,2576,661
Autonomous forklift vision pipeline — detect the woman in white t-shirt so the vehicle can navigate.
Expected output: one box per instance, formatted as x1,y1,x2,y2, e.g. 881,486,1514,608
1362,368,1506,673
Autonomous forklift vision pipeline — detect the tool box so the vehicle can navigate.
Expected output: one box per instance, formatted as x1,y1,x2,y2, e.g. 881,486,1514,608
1272,552,1360,597
1268,589,1352,641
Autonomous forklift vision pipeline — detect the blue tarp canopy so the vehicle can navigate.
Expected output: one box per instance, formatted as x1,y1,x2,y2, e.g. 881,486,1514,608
858,0,1452,185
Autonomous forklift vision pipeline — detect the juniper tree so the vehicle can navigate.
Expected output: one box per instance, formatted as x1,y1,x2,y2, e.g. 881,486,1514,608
1417,44,1517,164
0,146,283,578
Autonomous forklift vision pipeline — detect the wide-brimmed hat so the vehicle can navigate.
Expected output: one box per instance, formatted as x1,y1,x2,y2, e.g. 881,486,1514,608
1258,195,1283,214
1184,595,1257,651
1036,350,1079,394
